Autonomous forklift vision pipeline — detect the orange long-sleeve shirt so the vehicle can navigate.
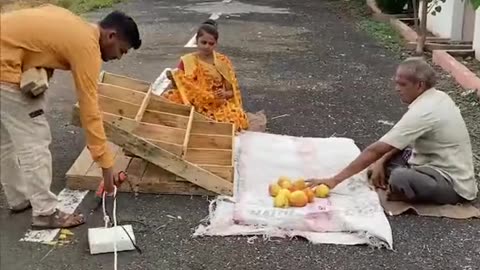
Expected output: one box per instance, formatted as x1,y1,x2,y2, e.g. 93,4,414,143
0,5,114,168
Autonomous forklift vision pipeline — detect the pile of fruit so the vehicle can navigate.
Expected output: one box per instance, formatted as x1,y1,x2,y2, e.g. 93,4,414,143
269,176,330,208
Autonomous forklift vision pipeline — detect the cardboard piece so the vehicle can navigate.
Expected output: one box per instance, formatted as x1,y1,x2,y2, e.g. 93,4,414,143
377,189,480,219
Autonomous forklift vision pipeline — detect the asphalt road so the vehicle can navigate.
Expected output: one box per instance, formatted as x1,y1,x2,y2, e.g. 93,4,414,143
1,0,479,269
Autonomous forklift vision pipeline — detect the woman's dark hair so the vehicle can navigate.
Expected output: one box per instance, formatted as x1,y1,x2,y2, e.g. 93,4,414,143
196,19,219,41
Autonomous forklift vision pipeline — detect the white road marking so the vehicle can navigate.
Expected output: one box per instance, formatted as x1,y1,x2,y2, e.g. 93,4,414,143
184,13,222,48
20,189,89,243
378,120,395,126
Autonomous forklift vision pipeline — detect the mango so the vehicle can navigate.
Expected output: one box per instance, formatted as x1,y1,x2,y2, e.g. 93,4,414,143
293,179,306,191
303,188,315,203
315,184,330,198
274,193,289,208
269,183,281,197
277,177,293,190
288,190,309,207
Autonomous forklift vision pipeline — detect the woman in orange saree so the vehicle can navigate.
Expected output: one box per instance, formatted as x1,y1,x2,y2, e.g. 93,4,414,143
162,20,249,131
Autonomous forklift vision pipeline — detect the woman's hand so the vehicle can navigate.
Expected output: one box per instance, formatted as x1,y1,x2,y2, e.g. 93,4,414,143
214,89,229,104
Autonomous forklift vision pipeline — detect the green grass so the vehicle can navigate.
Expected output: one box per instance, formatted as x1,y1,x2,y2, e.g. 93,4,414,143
357,19,404,54
57,0,122,13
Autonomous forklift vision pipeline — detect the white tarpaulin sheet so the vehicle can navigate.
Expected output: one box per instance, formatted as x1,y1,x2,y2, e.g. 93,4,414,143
194,132,393,249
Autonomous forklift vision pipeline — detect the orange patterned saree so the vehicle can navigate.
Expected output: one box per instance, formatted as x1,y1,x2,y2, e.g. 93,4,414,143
162,52,249,131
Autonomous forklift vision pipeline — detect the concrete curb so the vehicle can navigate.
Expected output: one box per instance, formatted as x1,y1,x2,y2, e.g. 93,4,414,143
365,0,418,42
365,0,480,98
433,50,480,97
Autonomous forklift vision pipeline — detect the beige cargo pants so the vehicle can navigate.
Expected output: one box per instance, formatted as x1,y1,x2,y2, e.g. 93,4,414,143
0,83,58,216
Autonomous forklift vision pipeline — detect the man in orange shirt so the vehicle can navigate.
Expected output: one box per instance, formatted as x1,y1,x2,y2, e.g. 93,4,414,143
0,5,142,228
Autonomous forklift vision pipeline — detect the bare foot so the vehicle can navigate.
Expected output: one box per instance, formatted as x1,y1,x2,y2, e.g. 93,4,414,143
31,209,85,229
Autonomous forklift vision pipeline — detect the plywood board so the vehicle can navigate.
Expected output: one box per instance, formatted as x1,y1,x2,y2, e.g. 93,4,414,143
66,146,215,196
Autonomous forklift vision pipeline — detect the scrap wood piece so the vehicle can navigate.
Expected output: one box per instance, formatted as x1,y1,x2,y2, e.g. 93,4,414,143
103,121,233,195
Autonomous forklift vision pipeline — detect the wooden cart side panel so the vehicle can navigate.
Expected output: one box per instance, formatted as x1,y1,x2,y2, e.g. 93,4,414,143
103,121,233,195
188,134,233,149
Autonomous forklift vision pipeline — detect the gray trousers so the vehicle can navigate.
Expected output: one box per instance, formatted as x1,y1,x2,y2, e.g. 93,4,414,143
0,83,58,216
385,149,465,205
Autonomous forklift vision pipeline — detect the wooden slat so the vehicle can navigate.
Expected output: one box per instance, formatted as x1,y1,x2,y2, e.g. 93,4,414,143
132,123,186,145
102,72,150,93
191,121,233,136
185,148,232,166
85,142,122,177
65,147,95,177
148,95,211,121
200,165,233,182
98,83,146,105
135,86,153,122
188,133,232,149
103,121,233,195
147,96,191,116
148,139,183,155
182,107,195,157
141,110,190,128
125,157,148,192
98,95,140,119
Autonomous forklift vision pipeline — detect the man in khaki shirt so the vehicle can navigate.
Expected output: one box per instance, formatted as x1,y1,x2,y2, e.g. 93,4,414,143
0,5,141,228
307,57,477,204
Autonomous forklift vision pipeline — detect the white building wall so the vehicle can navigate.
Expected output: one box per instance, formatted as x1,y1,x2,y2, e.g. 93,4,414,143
474,9,480,60
421,0,466,40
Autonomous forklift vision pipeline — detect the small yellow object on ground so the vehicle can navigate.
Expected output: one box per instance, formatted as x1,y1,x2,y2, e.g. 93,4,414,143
315,184,330,198
60,229,74,236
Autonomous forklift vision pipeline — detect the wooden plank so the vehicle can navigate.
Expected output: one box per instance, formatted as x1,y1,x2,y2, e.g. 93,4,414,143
199,165,233,182
103,121,233,195
98,95,140,119
132,123,186,145
98,83,146,105
148,95,211,121
65,147,95,177
148,139,183,156
182,107,195,157
141,110,190,129
185,148,232,166
135,86,153,122
85,142,122,177
188,133,233,149
102,72,150,93
125,158,148,193
191,121,233,136
147,96,191,116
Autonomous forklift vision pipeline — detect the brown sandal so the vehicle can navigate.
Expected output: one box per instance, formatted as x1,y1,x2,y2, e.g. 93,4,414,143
31,209,85,229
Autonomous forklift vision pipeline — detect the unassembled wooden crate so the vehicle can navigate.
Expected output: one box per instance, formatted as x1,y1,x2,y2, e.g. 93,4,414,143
66,71,235,196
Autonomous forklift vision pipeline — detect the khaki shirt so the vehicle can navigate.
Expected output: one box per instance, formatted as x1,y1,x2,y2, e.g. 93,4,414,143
380,88,477,200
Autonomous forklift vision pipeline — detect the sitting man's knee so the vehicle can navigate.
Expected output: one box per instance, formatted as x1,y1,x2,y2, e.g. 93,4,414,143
389,167,412,187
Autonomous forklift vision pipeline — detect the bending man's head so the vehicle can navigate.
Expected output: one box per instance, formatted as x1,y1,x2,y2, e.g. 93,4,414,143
394,57,436,104
98,11,141,61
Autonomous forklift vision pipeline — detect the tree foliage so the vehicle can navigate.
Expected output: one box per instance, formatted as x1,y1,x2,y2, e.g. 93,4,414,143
429,0,480,16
